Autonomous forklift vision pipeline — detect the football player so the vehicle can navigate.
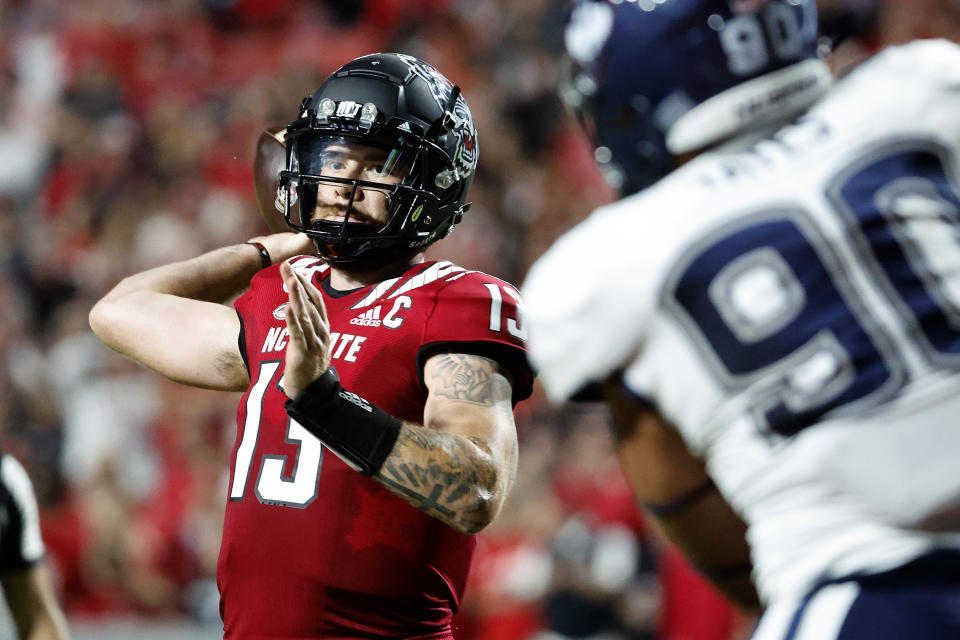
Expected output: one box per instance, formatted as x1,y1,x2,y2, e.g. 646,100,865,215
523,1,960,638
0,454,70,639
89,53,533,639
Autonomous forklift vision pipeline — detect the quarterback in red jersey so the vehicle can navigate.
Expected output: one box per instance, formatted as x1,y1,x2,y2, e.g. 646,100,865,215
90,53,533,639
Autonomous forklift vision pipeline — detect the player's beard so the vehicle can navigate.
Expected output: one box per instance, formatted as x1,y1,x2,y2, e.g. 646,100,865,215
312,183,393,228
307,189,424,275
306,217,420,276
314,236,420,277
310,206,386,229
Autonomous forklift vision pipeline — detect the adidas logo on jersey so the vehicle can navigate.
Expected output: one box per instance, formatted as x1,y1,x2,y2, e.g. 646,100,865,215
349,306,382,327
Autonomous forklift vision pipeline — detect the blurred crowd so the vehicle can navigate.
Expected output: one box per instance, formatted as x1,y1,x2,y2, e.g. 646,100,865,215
1,0,958,638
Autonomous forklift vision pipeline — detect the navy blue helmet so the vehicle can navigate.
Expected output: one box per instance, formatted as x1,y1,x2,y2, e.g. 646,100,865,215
280,53,478,269
562,0,830,195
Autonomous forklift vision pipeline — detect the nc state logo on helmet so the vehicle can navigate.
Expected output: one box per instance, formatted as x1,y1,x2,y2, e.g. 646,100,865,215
278,52,479,270
562,0,830,195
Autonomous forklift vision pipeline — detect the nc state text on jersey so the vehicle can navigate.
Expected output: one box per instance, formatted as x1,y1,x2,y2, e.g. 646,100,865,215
261,327,367,363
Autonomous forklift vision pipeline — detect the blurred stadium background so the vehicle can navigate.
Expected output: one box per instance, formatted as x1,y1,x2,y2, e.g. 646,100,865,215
1,1,957,638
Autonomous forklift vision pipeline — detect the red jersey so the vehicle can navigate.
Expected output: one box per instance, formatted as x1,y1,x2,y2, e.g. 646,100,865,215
223,257,534,639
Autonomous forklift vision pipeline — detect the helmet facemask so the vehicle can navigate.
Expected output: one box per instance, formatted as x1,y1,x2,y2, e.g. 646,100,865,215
281,131,450,269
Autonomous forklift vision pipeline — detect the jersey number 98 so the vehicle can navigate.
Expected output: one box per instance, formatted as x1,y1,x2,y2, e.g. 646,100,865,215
669,141,960,436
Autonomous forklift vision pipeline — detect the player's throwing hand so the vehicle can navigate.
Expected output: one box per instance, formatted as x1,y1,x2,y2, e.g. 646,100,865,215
280,261,330,400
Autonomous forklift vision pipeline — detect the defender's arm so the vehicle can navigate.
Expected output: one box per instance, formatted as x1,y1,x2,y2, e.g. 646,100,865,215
1,564,70,640
603,382,762,613
89,233,313,391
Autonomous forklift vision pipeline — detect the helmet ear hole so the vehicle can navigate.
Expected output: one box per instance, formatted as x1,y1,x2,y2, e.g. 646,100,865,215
435,170,456,190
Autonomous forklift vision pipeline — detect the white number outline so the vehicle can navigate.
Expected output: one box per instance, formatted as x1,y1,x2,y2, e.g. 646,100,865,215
230,360,323,509
484,283,527,340
720,6,804,77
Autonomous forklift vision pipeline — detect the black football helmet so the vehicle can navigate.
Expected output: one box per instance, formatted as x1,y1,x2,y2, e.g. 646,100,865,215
279,53,478,269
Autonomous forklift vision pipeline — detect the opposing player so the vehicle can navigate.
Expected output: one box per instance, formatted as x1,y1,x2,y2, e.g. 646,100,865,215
523,1,960,638
0,454,70,640
89,53,533,638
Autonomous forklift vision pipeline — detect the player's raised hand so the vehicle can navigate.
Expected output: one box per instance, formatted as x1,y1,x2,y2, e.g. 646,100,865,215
280,261,331,399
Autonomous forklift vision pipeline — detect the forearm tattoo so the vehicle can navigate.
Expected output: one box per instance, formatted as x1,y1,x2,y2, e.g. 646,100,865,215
378,431,496,533
374,353,515,533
